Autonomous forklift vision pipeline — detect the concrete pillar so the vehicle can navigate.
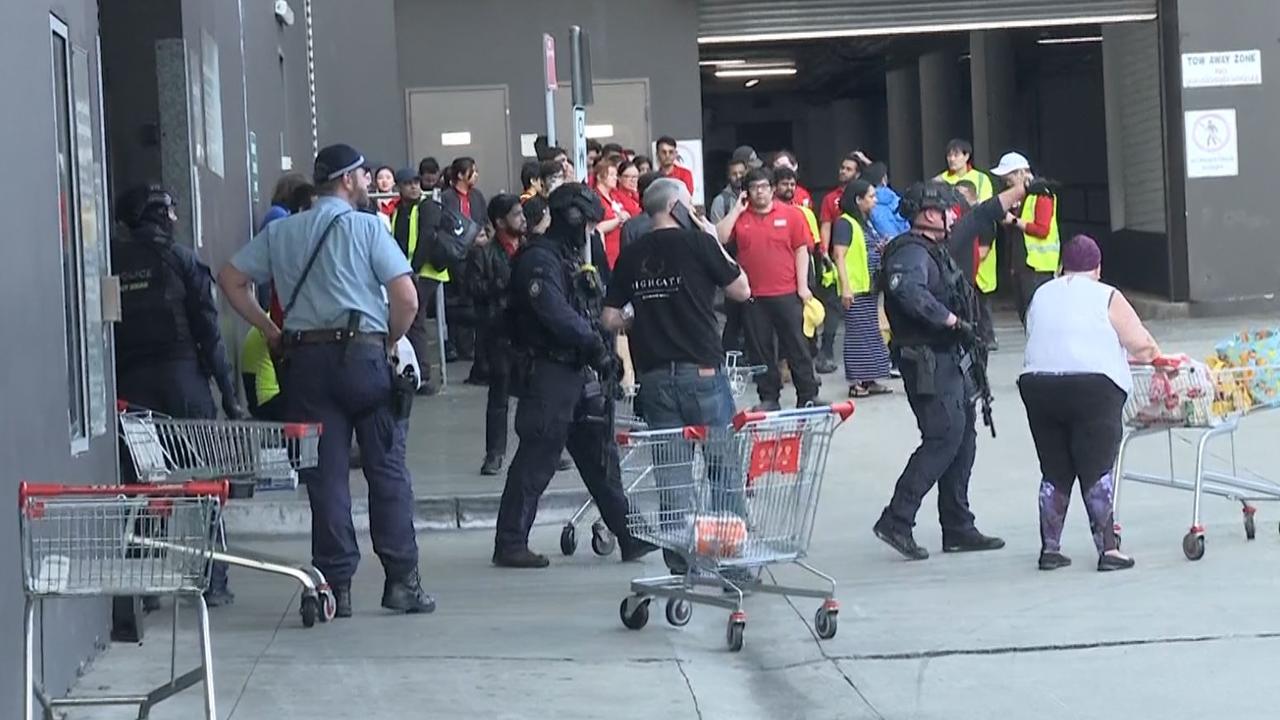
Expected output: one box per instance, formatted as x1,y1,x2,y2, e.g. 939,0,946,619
918,49,966,178
970,30,1016,169
886,62,922,186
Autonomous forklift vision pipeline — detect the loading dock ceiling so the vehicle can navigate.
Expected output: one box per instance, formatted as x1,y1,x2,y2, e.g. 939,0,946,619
698,0,1157,43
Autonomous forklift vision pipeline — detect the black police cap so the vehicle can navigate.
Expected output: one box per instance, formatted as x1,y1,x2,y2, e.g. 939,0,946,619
898,180,963,221
314,143,365,183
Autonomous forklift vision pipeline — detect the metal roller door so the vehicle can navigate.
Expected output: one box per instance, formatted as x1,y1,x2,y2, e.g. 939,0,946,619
698,0,1158,43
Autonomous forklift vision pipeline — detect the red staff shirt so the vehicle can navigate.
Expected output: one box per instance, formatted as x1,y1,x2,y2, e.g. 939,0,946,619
793,184,813,210
819,189,843,224
662,164,695,194
728,203,810,298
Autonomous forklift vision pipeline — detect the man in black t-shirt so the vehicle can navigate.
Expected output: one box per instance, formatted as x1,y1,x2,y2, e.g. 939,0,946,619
603,178,752,574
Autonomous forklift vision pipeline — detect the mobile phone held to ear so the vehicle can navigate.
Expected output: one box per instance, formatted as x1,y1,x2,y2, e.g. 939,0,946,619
672,202,693,230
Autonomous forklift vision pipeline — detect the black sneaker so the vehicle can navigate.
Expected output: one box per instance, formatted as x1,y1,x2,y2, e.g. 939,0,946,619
492,547,551,569
1097,552,1136,572
873,519,929,560
381,569,436,614
480,454,503,476
752,400,782,412
815,357,839,375
619,537,659,562
556,455,574,472
942,532,1006,553
416,381,439,397
333,582,353,618
1038,551,1072,571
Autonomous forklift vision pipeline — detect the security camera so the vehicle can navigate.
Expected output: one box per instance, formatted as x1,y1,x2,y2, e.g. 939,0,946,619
274,0,295,26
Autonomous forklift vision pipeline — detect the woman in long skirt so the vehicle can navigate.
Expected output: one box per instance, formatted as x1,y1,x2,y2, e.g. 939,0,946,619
831,180,892,398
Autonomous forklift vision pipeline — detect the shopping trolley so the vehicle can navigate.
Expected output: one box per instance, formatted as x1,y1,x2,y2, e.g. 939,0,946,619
557,353,767,557
1114,356,1280,560
118,406,336,626
20,481,227,720
617,402,854,652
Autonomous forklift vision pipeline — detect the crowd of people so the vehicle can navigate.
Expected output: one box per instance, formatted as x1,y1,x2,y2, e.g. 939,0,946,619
105,127,1170,621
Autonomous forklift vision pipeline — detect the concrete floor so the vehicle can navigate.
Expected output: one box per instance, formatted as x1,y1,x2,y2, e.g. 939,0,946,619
66,315,1280,719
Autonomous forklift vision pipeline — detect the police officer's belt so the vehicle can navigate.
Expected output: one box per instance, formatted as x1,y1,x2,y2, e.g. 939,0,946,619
287,330,387,347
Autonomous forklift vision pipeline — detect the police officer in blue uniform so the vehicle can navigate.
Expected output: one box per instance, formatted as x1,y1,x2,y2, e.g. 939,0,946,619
493,183,657,568
872,179,1026,561
113,183,242,607
218,144,434,617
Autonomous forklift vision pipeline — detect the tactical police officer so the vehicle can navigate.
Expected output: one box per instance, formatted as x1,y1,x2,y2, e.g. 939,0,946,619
493,183,657,569
872,179,1026,561
113,183,242,607
218,144,434,617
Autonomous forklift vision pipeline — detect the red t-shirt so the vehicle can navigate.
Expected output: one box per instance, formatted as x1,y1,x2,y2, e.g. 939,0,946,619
729,203,810,297
793,184,813,210
662,165,695,194
598,188,625,268
819,189,843,224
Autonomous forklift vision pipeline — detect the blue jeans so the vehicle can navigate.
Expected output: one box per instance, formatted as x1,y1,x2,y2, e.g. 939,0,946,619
637,365,744,571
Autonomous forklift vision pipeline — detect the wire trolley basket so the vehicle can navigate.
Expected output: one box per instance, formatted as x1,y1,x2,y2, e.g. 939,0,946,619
557,352,768,558
117,406,337,628
1115,356,1280,561
120,409,321,491
20,481,228,720
616,402,854,652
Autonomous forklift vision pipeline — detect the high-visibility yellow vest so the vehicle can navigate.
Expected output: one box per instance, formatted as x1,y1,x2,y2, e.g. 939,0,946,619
938,167,997,293
1020,194,1060,273
797,205,837,288
838,214,871,295
241,327,279,407
392,203,449,282
936,167,994,201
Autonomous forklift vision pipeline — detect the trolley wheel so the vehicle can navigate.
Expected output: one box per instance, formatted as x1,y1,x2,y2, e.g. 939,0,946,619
300,595,318,628
319,588,337,623
560,525,577,557
726,618,745,652
1182,532,1206,561
814,607,838,640
591,521,616,556
1244,514,1257,541
665,598,692,627
619,597,650,630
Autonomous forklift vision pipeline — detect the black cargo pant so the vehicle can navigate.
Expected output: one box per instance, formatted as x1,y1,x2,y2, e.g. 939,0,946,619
879,348,978,539
743,294,820,405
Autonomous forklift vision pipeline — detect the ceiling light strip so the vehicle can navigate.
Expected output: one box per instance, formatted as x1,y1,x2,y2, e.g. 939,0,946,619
697,13,1157,44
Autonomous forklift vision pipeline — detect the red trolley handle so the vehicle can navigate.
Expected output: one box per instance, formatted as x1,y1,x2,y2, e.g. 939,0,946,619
19,481,230,506
732,401,856,431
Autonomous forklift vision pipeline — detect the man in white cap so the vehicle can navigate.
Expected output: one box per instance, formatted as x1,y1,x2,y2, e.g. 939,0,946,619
990,151,1059,324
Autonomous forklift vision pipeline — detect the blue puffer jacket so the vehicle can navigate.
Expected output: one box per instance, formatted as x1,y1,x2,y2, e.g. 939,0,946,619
870,186,911,240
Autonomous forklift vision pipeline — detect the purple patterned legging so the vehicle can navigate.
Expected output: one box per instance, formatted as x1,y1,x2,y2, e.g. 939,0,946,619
1040,472,1117,554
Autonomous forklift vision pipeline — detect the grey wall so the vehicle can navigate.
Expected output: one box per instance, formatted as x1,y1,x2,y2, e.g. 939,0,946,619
0,0,116,711
242,0,314,226
393,0,704,187
313,0,404,168
1176,0,1280,305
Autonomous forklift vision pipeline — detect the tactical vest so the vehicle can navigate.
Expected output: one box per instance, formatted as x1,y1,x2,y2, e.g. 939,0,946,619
880,232,975,348
113,236,194,365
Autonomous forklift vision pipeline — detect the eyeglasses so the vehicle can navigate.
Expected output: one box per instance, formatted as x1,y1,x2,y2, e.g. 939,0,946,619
621,173,639,181
746,182,772,192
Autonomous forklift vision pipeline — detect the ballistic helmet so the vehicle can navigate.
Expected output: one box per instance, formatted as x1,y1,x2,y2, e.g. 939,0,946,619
898,180,963,222
116,184,176,229
548,182,604,229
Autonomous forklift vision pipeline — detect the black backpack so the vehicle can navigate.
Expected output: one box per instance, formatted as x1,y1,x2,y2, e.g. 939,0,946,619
427,202,480,268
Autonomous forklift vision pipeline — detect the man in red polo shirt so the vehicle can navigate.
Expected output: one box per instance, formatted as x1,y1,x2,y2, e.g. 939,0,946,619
655,135,695,195
715,167,820,410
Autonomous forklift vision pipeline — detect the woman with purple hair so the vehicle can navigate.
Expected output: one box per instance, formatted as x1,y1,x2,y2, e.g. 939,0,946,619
1018,234,1161,572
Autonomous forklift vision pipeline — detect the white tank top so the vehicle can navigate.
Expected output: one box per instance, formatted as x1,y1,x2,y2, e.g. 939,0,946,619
1022,275,1131,393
